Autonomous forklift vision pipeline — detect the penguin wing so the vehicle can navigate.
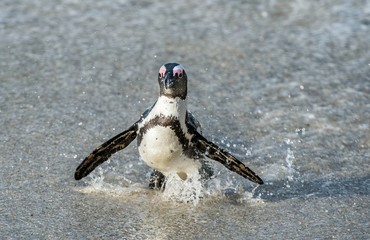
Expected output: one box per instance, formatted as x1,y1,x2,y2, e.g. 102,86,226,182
74,124,137,180
190,129,264,185
186,111,202,133
140,102,155,120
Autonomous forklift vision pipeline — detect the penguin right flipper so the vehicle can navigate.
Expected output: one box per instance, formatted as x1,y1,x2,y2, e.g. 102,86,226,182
191,131,264,185
74,124,138,180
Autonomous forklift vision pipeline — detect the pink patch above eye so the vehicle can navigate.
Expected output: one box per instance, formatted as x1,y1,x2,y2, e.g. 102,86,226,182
173,66,184,77
159,66,166,78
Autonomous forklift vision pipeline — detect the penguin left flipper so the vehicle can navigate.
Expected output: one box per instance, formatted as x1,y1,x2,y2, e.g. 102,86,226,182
187,111,202,133
191,131,264,185
74,124,137,180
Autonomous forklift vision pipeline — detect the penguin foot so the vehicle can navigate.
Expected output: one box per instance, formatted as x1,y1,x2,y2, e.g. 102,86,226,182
149,161,212,191
148,169,166,190
199,160,214,181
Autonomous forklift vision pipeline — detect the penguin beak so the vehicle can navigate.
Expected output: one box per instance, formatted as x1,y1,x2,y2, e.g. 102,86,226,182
164,72,174,89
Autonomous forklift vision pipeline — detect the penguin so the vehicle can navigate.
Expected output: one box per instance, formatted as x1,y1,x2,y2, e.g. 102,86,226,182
74,63,263,189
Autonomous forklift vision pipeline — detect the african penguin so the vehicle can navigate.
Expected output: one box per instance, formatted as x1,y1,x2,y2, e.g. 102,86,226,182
74,63,263,190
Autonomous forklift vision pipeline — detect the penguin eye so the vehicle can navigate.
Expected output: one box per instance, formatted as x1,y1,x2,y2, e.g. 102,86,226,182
173,66,184,79
158,66,166,79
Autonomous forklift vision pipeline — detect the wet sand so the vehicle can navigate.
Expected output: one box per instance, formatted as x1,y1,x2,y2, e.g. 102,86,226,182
1,0,369,239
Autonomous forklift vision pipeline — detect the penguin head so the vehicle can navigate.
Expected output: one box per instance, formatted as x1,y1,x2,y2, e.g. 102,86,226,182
158,63,187,99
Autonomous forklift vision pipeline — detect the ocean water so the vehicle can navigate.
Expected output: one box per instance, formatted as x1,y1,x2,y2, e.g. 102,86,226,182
1,0,369,239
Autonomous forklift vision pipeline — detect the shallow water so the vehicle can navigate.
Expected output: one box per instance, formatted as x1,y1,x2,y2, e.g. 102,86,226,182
1,0,369,239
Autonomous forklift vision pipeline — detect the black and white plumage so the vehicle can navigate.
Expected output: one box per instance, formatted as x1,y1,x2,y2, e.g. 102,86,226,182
74,63,263,189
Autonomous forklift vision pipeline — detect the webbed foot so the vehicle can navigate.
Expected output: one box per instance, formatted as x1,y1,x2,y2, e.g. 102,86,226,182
149,169,166,190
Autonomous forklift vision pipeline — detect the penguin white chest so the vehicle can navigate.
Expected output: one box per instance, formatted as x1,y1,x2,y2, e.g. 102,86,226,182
138,126,183,171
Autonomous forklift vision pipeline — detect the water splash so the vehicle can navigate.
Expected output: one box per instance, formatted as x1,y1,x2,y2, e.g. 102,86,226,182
78,175,146,196
76,161,262,204
238,185,264,204
285,148,295,182
77,163,146,196
284,138,296,185
162,170,204,205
